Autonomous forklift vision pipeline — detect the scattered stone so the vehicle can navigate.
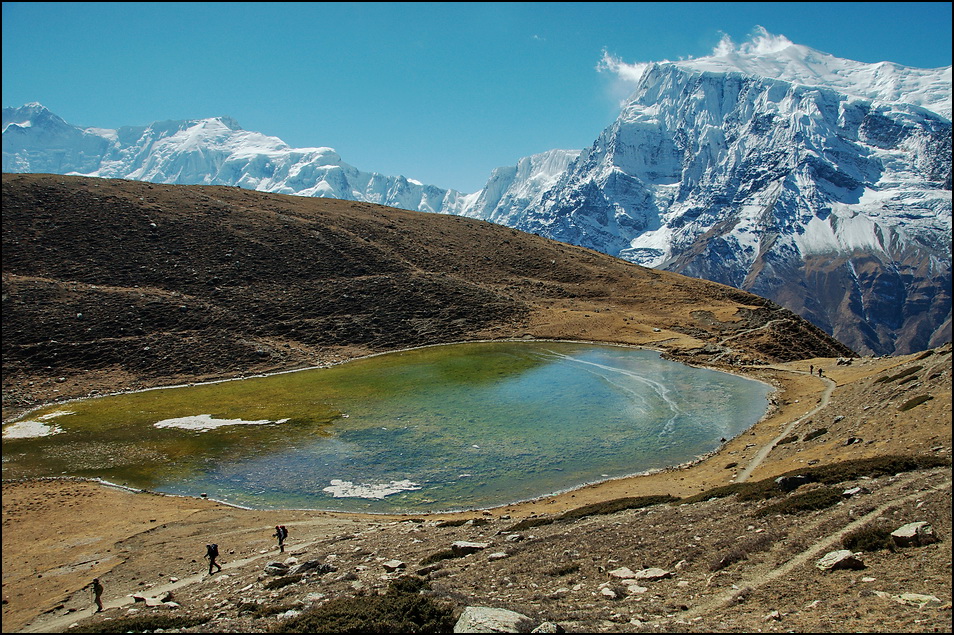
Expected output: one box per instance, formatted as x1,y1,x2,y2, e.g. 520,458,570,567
488,552,509,561
531,622,565,633
600,587,618,599
623,582,648,595
130,594,165,607
263,562,290,576
775,474,813,491
453,606,535,633
891,521,939,547
382,559,406,572
451,541,489,556
633,567,672,581
816,550,865,571
842,486,869,497
504,533,524,543
608,566,637,579
416,564,441,576
874,591,943,608
290,560,336,576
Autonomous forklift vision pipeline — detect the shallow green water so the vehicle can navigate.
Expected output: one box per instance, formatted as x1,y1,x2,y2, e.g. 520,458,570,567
2,342,771,512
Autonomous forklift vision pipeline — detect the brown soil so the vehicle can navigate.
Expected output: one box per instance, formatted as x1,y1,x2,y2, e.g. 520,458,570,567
2,174,950,633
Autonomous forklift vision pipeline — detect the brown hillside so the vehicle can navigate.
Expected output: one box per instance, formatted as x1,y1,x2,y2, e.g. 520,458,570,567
2,173,851,418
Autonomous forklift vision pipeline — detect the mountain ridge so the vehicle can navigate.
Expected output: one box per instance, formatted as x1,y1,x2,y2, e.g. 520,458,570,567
3,32,951,356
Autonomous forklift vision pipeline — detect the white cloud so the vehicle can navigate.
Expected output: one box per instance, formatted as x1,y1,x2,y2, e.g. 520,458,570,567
712,26,794,57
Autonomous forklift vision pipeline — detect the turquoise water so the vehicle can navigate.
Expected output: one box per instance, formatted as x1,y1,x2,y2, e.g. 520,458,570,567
2,342,771,512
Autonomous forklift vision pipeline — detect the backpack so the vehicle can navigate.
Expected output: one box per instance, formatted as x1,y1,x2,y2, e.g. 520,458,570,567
207,543,218,558
279,525,288,540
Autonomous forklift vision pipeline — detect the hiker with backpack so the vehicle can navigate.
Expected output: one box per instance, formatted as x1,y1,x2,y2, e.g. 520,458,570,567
204,543,222,575
274,525,288,553
89,577,104,612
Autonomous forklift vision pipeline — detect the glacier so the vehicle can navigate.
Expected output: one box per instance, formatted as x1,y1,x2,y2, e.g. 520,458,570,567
3,30,951,355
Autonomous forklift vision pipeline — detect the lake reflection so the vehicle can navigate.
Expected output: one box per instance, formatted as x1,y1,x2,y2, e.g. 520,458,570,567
2,342,771,512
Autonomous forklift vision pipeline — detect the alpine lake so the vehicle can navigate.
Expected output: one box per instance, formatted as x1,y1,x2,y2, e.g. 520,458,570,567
2,341,772,513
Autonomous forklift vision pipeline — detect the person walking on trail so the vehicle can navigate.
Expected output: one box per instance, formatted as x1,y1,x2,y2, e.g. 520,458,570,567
90,578,104,612
205,543,222,575
274,525,288,553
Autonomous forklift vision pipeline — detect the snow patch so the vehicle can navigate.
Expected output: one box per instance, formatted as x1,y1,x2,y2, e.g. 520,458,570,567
322,478,422,499
3,410,73,439
153,414,290,432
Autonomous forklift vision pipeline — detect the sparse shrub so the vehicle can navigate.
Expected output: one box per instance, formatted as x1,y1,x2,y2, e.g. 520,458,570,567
682,455,950,507
506,516,556,532
271,576,454,633
875,365,923,383
898,395,933,411
434,519,468,528
709,531,780,571
777,434,798,445
679,482,753,505
754,487,842,517
546,563,580,577
805,455,950,483
558,495,678,521
418,549,459,566
67,614,210,633
237,602,301,618
802,428,828,442
506,495,677,532
915,350,935,360
842,526,896,553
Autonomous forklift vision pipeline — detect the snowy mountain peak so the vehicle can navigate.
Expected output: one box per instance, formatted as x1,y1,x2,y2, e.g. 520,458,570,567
605,27,952,121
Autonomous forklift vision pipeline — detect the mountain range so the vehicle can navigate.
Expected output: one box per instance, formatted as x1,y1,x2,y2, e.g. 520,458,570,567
3,31,951,356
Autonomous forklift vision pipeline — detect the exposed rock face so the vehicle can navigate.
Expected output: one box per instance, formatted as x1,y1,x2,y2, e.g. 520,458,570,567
484,59,951,357
453,606,535,633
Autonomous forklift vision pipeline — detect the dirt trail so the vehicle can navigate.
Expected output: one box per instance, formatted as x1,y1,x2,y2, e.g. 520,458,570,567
17,515,364,634
684,474,953,619
735,370,835,483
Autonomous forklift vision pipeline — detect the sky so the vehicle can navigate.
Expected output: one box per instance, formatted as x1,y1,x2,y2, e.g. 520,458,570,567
3,2,952,193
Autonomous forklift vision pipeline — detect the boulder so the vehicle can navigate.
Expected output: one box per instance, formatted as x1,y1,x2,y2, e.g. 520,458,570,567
891,522,939,547
816,550,865,571
453,606,535,633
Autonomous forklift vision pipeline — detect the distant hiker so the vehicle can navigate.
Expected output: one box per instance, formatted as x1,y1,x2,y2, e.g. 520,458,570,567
205,543,222,575
90,578,104,612
274,525,288,553
818,367,824,377
809,365,814,375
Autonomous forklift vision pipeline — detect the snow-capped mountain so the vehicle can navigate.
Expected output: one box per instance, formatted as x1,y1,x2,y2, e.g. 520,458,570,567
3,30,951,355
2,102,470,214
466,32,952,356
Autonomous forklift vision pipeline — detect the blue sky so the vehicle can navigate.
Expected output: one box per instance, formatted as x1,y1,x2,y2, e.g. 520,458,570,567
3,2,951,192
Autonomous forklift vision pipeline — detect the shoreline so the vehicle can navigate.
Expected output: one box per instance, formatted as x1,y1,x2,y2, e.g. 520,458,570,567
2,338,781,518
